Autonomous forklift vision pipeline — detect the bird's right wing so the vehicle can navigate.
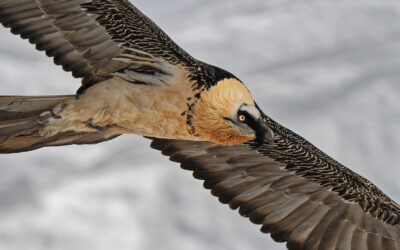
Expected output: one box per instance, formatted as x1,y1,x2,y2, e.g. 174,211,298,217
150,115,400,250
0,0,213,93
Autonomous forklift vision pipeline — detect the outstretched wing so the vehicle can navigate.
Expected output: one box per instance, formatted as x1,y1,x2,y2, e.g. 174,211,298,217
150,115,400,250
0,0,209,92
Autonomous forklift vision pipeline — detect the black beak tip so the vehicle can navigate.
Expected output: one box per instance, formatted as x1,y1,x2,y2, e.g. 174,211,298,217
255,134,274,146
265,135,274,145
255,119,274,146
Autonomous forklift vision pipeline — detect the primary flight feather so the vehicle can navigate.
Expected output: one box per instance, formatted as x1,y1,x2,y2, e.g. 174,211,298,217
0,1,399,249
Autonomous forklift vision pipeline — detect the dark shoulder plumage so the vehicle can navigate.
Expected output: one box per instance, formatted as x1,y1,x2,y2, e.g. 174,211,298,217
190,63,240,91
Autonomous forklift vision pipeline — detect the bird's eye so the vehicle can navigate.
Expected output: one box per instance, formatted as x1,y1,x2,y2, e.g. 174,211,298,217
238,114,246,122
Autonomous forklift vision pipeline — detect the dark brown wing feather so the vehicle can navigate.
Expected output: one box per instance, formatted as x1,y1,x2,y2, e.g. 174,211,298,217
150,115,400,250
0,0,202,92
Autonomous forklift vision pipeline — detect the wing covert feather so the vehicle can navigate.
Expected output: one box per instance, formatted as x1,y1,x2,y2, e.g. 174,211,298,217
0,0,202,91
150,119,400,250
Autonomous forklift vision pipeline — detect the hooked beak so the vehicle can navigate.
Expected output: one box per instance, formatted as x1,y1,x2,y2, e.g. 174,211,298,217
255,118,274,145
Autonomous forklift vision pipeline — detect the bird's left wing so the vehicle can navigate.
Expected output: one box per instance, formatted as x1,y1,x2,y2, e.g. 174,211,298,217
0,0,209,92
150,115,400,250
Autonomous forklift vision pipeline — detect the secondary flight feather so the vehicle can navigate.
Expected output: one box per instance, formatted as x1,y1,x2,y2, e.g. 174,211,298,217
0,1,399,249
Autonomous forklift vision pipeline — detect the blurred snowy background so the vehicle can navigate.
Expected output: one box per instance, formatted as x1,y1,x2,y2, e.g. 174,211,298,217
1,0,400,250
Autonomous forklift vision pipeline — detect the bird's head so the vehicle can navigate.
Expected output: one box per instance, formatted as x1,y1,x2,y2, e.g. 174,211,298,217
191,78,274,146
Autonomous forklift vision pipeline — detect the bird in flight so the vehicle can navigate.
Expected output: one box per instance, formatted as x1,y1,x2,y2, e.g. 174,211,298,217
0,1,399,249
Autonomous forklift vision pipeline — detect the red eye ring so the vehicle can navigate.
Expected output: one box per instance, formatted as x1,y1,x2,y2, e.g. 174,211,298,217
238,114,246,122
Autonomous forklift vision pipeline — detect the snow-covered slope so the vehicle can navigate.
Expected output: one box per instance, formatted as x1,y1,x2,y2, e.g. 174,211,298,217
0,1,399,250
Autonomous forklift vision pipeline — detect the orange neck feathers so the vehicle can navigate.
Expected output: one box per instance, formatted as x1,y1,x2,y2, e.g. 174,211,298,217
191,78,255,145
